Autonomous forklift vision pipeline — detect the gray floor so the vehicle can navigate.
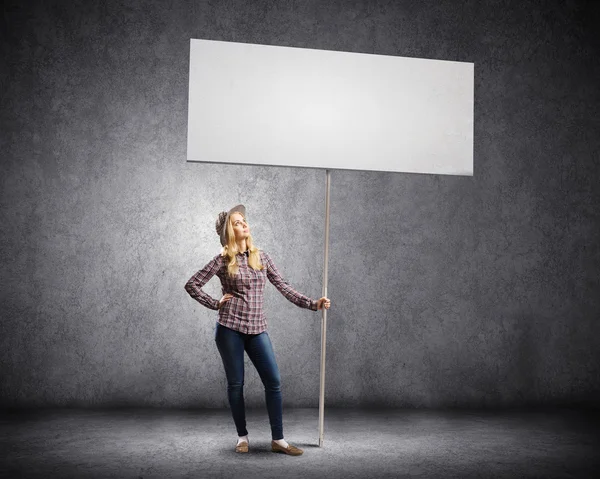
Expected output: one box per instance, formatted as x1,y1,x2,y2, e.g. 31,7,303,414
1,407,598,478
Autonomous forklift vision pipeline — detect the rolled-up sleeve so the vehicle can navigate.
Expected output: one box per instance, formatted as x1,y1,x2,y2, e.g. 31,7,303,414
264,252,318,311
184,255,221,311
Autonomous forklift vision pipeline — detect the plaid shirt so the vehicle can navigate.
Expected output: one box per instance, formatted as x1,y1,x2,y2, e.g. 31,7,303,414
185,250,318,334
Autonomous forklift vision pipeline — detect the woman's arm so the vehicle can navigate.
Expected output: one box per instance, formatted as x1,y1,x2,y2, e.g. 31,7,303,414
263,252,319,311
184,255,222,310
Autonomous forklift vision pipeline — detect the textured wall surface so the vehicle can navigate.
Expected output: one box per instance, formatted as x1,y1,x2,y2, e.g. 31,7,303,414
1,0,599,409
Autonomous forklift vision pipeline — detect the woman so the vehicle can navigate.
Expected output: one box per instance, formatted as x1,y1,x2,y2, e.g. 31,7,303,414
184,204,331,456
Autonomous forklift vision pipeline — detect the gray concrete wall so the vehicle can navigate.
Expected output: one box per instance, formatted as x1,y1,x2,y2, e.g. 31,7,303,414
2,0,599,409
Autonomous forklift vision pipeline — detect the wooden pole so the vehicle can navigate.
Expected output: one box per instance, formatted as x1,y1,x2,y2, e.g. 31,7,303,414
318,169,331,447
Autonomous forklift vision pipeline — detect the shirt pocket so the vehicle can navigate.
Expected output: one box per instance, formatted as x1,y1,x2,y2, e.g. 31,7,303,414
237,270,251,289
254,267,266,289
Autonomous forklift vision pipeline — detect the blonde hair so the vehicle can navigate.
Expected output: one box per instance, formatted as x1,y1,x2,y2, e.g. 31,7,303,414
220,211,265,278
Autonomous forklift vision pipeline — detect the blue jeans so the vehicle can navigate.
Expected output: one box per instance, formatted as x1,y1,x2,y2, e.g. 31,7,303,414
214,322,284,440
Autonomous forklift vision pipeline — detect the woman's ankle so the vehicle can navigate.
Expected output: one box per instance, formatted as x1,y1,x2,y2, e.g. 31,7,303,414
273,438,289,448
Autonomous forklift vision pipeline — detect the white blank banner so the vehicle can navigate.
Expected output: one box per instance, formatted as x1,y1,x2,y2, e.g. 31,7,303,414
187,39,473,176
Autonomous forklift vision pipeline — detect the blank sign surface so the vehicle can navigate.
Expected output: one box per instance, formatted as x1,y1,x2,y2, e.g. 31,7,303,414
187,39,473,176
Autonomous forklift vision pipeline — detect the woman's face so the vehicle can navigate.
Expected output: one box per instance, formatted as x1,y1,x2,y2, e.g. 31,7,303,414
230,213,249,241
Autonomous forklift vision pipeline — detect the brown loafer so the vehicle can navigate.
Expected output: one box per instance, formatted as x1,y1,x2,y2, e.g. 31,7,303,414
271,440,303,456
235,441,248,453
